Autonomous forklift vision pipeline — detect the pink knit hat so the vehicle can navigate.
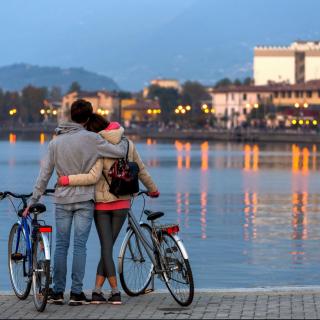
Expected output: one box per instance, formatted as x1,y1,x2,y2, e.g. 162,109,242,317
105,122,121,131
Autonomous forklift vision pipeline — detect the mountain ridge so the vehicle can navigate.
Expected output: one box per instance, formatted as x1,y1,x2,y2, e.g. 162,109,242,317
0,64,119,92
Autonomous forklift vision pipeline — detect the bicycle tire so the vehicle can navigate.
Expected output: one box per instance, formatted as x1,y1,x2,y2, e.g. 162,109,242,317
8,223,32,300
160,233,194,306
119,224,153,296
32,232,50,312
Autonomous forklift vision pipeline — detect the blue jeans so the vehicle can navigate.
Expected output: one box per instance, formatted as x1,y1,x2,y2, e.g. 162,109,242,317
53,201,94,294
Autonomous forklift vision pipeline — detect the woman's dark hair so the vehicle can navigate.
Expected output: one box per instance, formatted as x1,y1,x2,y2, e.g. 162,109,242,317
71,99,93,123
86,113,110,133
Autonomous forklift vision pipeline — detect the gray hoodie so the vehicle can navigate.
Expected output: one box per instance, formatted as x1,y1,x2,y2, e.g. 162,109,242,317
30,122,127,205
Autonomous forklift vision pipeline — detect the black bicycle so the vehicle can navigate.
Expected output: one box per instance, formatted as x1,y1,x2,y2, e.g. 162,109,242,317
118,191,194,306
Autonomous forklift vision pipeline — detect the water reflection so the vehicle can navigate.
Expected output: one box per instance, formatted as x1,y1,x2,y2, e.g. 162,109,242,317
3,135,320,288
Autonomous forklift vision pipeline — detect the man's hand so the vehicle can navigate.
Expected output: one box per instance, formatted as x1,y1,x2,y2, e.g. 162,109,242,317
148,191,160,198
22,206,30,217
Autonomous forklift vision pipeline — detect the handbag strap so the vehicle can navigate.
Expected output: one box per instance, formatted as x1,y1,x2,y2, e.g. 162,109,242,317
125,138,130,161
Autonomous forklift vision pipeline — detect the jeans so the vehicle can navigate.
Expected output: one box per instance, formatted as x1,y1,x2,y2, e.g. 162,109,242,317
53,201,94,294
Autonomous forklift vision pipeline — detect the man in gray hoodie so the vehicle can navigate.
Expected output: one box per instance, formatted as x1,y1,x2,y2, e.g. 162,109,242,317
25,99,127,306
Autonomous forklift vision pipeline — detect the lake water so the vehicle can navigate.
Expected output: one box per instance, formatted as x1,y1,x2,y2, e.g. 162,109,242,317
1,133,320,291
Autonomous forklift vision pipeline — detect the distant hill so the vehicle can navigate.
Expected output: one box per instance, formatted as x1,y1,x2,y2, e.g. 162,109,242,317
0,64,119,92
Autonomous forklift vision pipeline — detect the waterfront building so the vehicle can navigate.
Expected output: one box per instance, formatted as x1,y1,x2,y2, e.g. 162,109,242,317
254,41,320,85
209,85,272,128
143,78,181,97
60,90,119,122
121,99,161,126
210,79,320,128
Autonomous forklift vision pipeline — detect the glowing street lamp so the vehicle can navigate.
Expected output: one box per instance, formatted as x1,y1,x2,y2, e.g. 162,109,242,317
303,102,309,108
186,105,191,111
294,102,300,108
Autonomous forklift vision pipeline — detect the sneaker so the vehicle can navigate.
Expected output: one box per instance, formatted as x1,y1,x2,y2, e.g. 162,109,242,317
91,291,107,304
69,291,91,306
108,292,122,305
48,289,64,305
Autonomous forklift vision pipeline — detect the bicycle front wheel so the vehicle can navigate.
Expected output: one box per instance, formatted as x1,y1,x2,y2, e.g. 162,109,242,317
119,224,154,296
32,232,50,312
8,223,32,299
159,233,194,306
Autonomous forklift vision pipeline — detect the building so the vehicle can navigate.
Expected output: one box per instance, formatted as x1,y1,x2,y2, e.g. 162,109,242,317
254,41,320,85
210,80,320,128
121,99,161,126
143,78,181,98
209,85,272,128
60,91,119,122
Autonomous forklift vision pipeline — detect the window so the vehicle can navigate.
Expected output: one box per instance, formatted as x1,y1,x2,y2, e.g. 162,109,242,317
307,91,312,98
275,92,279,98
288,91,292,98
295,91,299,98
281,91,286,98
243,93,247,100
257,94,261,100
318,90,320,98
231,93,234,100
243,108,247,115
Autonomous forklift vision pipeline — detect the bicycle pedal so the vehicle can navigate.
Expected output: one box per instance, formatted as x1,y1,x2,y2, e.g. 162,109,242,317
11,253,24,261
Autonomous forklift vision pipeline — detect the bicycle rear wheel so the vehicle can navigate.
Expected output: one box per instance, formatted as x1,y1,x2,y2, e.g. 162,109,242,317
32,232,50,312
119,224,154,296
8,223,32,299
159,233,194,306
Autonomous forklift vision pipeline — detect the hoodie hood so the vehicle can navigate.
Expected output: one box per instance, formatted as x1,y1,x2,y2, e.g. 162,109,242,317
99,122,124,144
55,122,84,135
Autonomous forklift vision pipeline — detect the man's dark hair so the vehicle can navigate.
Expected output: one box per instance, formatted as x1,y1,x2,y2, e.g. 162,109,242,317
70,99,93,123
86,113,110,133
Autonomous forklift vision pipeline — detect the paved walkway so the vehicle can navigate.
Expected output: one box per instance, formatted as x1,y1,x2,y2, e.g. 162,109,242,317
1,289,320,319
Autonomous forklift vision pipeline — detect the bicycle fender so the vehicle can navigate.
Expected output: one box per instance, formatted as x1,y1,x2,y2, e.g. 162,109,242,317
41,233,51,261
172,234,189,259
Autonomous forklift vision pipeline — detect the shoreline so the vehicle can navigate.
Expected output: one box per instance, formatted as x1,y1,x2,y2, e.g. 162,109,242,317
2,127,320,144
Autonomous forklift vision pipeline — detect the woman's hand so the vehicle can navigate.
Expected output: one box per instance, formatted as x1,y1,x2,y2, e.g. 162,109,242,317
57,176,70,186
147,190,160,198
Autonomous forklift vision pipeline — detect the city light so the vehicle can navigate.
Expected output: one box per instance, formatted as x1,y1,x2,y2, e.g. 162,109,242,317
303,102,309,108
294,103,300,108
52,110,57,116
254,103,259,109
97,108,110,116
292,119,297,125
313,120,318,125
201,104,208,110
299,120,304,125
40,109,45,115
306,120,310,125
9,108,17,116
146,108,161,115
175,105,191,115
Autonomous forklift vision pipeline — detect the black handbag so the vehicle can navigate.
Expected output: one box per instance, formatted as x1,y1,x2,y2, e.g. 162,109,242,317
103,139,140,197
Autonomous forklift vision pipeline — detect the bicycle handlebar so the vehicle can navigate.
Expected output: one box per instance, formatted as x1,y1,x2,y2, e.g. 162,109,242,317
0,189,55,200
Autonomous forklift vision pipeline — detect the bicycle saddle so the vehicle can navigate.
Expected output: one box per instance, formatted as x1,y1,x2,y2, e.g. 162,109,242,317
144,210,164,221
29,203,46,214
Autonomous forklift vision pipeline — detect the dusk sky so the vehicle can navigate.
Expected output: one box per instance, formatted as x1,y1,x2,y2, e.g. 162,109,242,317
1,0,319,90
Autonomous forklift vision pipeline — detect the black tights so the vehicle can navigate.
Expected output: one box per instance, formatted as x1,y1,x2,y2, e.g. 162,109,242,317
94,209,128,277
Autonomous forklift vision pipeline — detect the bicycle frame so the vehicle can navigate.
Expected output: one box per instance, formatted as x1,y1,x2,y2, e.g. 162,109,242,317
14,215,51,277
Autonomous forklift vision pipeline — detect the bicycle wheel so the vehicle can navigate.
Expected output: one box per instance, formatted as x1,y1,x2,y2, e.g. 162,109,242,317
159,233,194,306
119,224,154,296
8,223,32,299
32,232,50,312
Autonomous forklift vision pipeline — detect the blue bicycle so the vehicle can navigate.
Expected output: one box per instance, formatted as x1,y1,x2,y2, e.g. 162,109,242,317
0,189,54,312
